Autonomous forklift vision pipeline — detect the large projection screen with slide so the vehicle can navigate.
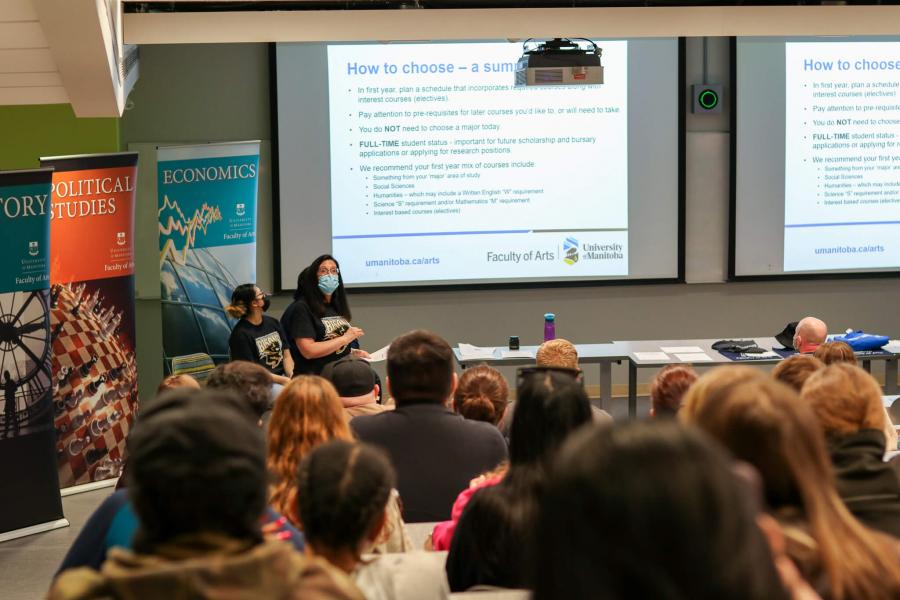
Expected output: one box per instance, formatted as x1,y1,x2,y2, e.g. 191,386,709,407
273,39,683,291
733,36,900,280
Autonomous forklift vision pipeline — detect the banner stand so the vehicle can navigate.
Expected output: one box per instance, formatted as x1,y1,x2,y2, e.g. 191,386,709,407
0,518,69,544
59,477,118,498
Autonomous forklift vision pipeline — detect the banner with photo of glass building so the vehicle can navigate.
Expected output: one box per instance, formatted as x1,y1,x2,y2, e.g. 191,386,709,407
41,152,139,490
157,142,259,378
0,168,66,539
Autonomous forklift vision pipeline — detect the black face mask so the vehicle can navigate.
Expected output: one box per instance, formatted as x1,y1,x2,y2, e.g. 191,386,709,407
262,296,271,312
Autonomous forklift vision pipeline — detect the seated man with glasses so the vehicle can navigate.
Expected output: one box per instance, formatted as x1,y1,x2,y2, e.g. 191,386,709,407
351,330,508,522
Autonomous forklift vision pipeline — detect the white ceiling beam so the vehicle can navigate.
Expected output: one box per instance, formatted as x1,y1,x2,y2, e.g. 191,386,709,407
0,22,48,49
0,48,56,73
124,6,900,44
33,0,121,116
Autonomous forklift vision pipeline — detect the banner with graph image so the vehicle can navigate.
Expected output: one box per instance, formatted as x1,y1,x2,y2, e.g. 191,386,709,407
40,152,139,490
0,168,66,537
157,142,260,377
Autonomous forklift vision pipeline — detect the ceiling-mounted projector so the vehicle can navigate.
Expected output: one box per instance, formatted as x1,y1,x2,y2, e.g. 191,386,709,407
515,38,603,87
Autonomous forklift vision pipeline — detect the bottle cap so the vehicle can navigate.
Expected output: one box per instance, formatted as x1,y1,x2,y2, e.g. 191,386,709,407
544,313,555,321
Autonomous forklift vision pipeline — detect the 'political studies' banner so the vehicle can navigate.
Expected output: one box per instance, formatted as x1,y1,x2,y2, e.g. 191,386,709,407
41,152,140,490
157,142,260,376
0,168,66,536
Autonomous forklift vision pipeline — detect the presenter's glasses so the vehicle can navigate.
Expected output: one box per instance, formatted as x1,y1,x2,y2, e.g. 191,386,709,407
317,267,340,276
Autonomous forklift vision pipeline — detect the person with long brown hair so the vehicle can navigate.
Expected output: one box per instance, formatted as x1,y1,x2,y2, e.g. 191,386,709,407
267,376,411,552
813,341,857,366
800,363,900,538
681,368,900,600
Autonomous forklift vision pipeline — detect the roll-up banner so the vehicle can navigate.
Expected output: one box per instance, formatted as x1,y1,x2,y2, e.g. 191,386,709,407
0,168,67,540
157,142,260,377
40,152,139,491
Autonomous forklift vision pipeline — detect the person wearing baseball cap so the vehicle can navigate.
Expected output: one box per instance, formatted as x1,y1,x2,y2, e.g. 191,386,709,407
321,356,388,421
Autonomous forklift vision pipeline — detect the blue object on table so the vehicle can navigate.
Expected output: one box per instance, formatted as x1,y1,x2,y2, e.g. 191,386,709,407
831,330,890,352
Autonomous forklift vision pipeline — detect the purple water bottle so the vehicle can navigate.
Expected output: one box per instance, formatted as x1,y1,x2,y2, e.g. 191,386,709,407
543,313,556,342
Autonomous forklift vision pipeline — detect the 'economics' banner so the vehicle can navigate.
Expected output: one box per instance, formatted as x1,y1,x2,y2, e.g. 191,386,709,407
157,142,259,376
0,168,66,538
41,152,139,490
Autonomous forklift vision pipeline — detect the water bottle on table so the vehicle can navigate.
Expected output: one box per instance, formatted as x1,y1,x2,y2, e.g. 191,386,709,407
544,313,556,342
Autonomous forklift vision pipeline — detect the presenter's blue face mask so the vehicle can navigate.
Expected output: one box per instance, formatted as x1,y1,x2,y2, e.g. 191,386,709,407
318,274,340,295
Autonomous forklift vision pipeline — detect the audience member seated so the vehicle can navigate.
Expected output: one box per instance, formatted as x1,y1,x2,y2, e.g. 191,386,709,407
649,364,698,418
534,421,796,600
681,369,900,600
55,389,305,577
298,440,449,600
321,356,388,420
453,364,508,427
352,330,508,522
793,316,828,354
771,354,824,393
800,364,900,538
50,389,361,600
445,368,592,591
268,376,411,552
678,365,759,422
206,360,275,423
813,341,856,366
501,338,610,436
155,373,200,394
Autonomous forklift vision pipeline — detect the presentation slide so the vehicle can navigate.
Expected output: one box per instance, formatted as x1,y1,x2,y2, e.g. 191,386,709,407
275,40,680,289
734,37,900,278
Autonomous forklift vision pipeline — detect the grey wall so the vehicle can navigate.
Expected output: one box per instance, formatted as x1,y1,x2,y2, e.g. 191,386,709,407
121,40,900,400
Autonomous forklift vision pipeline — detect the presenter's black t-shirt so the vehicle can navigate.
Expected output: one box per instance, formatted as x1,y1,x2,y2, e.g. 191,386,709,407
228,315,289,376
289,300,352,375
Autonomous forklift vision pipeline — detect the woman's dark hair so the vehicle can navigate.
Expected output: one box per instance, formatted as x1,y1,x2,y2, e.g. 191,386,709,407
299,255,351,320
454,364,509,426
293,267,308,301
226,283,257,319
509,370,592,467
534,421,789,600
127,389,267,553
296,440,395,553
446,369,592,592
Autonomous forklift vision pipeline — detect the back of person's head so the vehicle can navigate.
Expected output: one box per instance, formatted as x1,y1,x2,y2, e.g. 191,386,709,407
649,364,698,417
682,375,900,600
813,341,857,366
321,356,378,402
801,363,886,443
510,369,592,468
535,339,578,370
771,354,824,392
386,329,455,405
156,373,201,395
126,388,267,553
206,360,273,418
267,376,352,526
794,316,828,350
534,421,789,600
453,364,509,425
297,440,395,556
680,365,759,422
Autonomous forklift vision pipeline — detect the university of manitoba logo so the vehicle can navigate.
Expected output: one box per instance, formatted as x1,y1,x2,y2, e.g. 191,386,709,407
116,232,126,246
235,203,245,217
563,237,579,265
28,241,39,257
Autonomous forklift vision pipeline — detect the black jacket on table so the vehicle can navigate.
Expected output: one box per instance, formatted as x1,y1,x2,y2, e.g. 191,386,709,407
351,402,508,523
828,428,900,538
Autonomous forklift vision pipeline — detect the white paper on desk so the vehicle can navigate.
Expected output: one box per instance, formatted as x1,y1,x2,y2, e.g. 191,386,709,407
660,346,704,354
634,352,670,361
458,343,497,359
884,340,900,352
751,350,780,359
675,352,713,362
501,349,534,359
363,345,390,363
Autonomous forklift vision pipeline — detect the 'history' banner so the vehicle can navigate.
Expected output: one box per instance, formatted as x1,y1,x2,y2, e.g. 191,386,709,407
157,142,260,376
0,168,66,538
41,152,139,489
